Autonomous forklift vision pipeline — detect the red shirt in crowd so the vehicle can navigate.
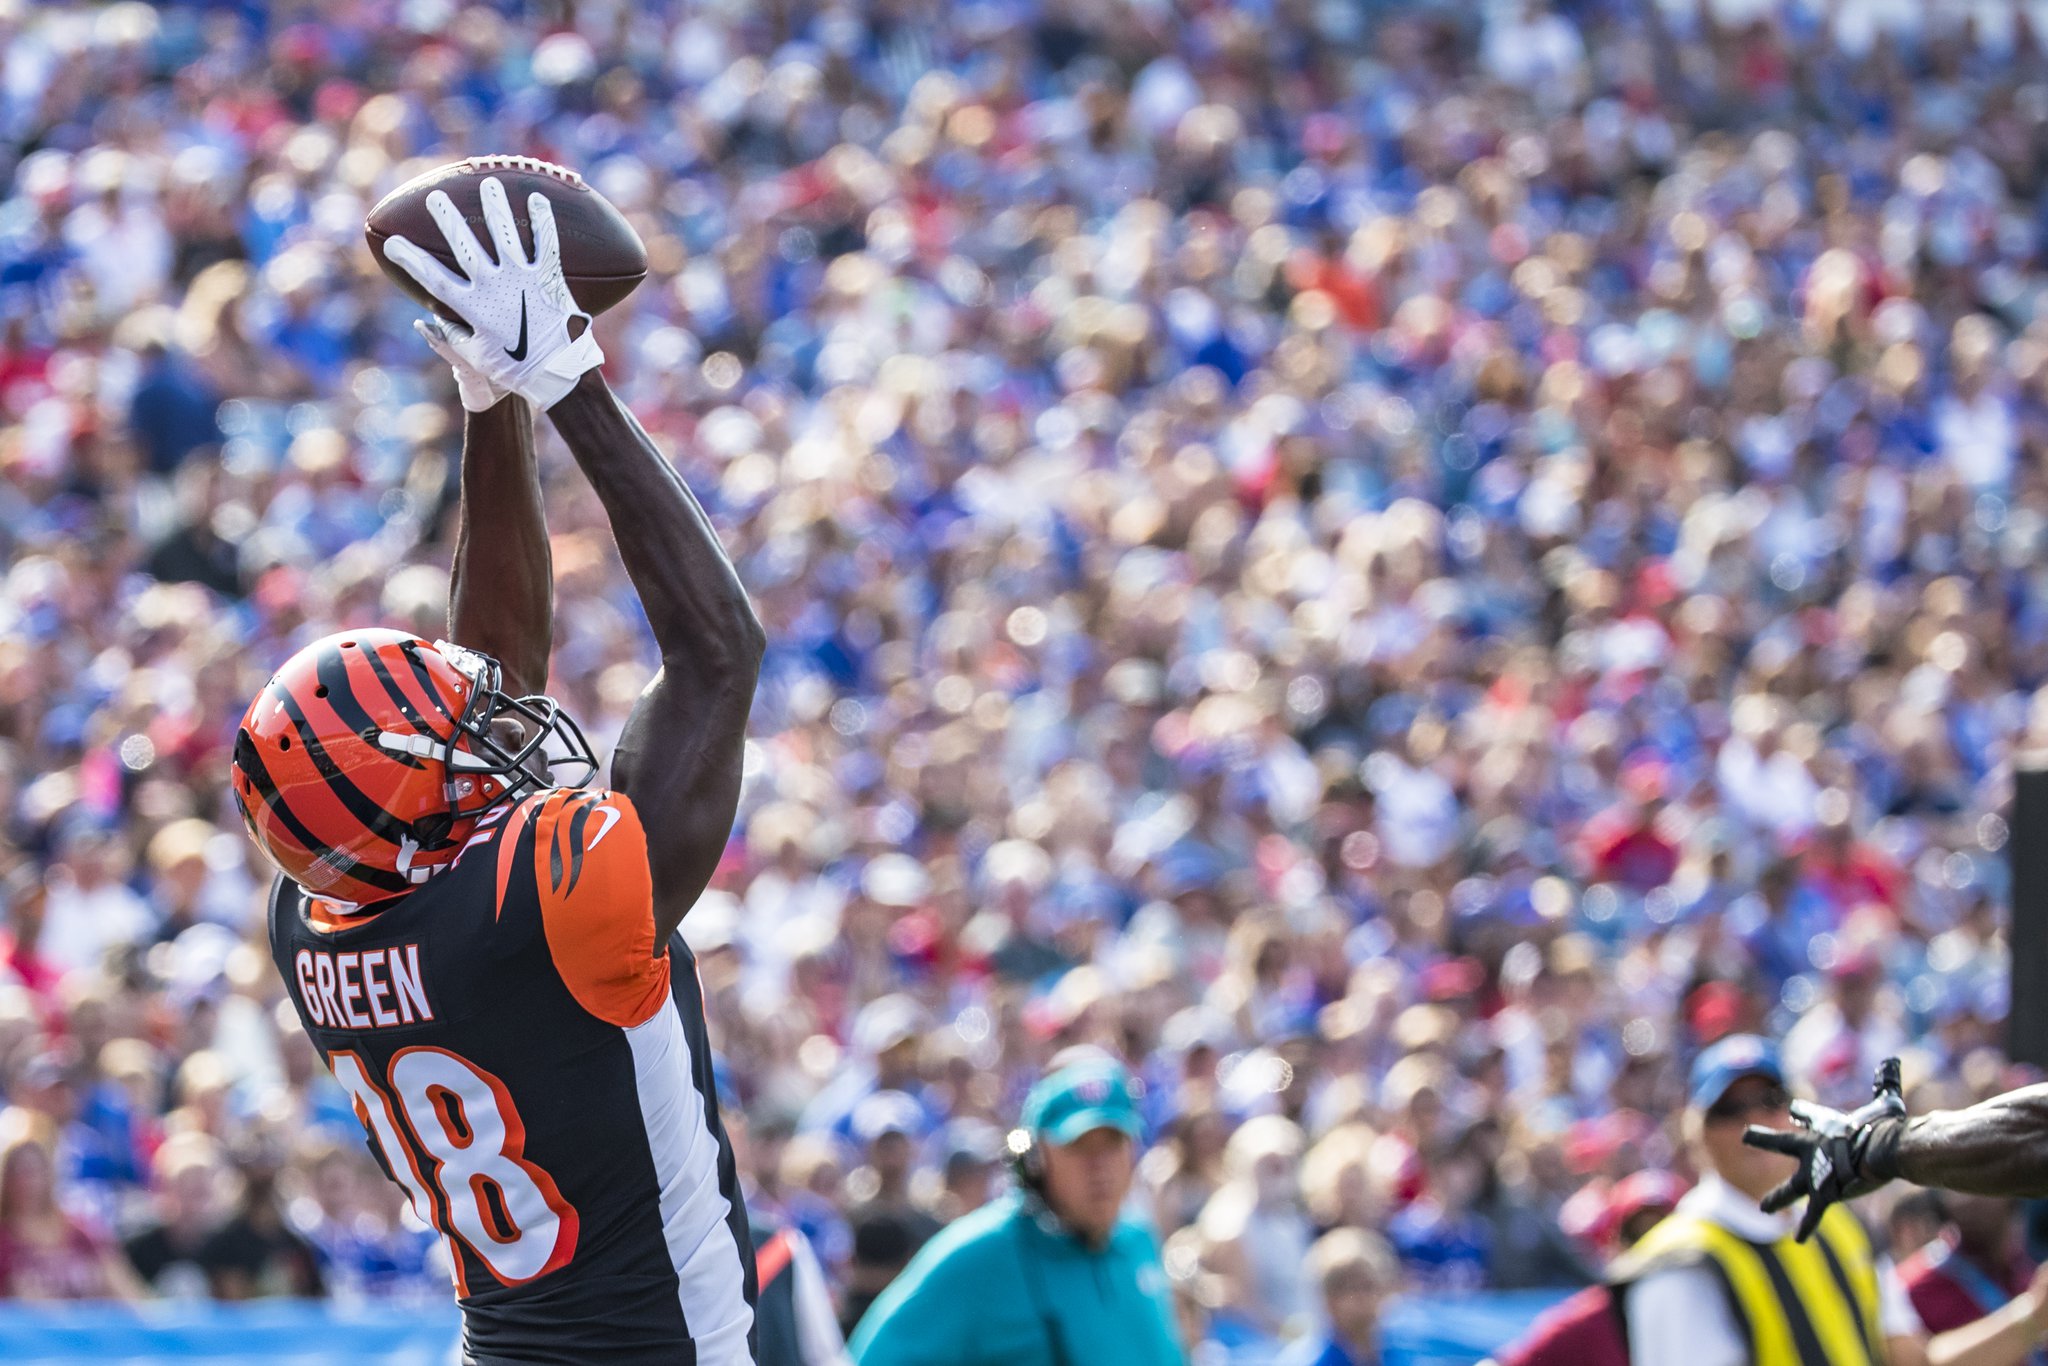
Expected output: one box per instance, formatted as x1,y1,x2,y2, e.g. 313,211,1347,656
1494,1285,1629,1366
1898,1234,2033,1336
1581,809,1680,892
0,1220,116,1300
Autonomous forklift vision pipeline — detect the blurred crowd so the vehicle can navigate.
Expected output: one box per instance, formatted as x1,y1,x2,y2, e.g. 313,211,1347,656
4,0,2048,1358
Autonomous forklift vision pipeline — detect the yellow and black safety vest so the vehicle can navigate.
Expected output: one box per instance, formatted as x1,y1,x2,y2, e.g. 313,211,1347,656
1613,1204,1885,1365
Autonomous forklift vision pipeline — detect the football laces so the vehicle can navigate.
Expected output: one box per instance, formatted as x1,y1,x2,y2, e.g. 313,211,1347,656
465,154,585,189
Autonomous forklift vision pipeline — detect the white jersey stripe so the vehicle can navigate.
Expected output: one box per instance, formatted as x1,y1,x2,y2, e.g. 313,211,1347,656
625,996,752,1362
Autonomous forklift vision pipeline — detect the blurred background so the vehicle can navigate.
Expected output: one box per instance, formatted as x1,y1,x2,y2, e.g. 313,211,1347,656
1,0,2047,1360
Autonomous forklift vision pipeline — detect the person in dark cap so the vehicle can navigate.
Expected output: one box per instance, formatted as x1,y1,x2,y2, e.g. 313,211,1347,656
1613,1035,1905,1363
850,1057,1183,1365
1628,1037,2037,1364
844,1089,942,1258
933,1119,1005,1223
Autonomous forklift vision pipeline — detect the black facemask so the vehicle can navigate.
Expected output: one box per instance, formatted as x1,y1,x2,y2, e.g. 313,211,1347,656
383,639,601,846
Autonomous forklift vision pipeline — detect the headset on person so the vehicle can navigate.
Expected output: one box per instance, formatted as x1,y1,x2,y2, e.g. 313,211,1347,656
1005,1126,1074,1366
1007,1125,1046,1196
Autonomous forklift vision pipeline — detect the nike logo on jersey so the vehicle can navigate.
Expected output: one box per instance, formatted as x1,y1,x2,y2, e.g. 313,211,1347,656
588,805,621,850
506,294,529,361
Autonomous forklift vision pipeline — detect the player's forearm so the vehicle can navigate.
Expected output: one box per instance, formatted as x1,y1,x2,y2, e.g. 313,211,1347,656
448,397,552,697
545,371,765,673
1893,1086,2048,1197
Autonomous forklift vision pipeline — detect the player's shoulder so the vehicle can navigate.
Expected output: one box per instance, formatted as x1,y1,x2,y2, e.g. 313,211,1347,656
513,787,647,878
523,787,668,1028
514,785,642,825
457,787,647,917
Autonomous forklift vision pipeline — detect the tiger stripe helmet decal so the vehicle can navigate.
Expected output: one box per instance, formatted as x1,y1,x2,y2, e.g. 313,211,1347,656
230,629,598,911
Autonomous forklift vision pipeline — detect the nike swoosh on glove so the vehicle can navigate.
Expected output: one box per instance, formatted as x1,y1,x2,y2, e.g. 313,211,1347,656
382,176,604,410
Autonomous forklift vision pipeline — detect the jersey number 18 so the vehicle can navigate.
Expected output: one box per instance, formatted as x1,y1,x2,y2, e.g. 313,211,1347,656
332,1047,581,1289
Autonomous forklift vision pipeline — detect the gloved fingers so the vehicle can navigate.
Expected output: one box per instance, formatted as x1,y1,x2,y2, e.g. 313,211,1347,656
417,315,477,345
1759,1170,1810,1214
1787,1099,1842,1133
384,235,470,310
527,191,560,276
413,317,461,363
1794,1194,1829,1243
415,320,505,410
425,190,493,282
480,177,527,270
1743,1125,1811,1157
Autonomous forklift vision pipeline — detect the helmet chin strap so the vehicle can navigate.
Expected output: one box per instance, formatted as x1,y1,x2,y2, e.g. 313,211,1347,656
393,832,453,884
377,732,503,769
377,730,521,806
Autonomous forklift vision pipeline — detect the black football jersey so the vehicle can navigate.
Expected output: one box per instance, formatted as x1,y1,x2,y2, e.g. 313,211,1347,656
268,787,756,1364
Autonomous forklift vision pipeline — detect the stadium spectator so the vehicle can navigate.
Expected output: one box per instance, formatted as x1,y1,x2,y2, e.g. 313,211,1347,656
285,1145,444,1305
842,1090,943,1258
0,1112,139,1301
1896,1193,2048,1350
123,1132,230,1297
1195,1113,1316,1336
200,1140,323,1300
930,1119,1005,1224
1276,1227,1405,1366
1892,1191,1958,1267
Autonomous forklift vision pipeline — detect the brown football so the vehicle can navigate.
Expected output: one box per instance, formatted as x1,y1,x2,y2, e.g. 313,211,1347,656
365,155,647,318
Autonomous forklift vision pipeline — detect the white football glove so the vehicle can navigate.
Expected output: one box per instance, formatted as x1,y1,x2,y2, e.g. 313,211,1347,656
415,317,506,413
382,176,604,410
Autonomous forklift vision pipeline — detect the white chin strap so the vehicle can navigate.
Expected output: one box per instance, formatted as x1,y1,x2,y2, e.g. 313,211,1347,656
392,831,456,885
377,732,499,770
395,834,424,883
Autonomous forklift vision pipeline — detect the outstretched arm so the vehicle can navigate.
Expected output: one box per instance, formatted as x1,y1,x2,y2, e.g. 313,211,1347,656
1747,1065,2048,1243
1890,1087,2048,1197
544,370,764,942
447,397,552,698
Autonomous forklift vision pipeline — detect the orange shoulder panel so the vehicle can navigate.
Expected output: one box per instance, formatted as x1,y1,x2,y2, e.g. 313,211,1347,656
531,789,671,1028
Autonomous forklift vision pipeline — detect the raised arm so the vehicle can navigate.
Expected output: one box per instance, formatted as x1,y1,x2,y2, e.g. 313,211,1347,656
545,370,765,941
381,176,764,941
446,396,552,698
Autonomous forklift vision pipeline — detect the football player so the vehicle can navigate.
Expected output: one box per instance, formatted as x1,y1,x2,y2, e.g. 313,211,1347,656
231,178,766,1364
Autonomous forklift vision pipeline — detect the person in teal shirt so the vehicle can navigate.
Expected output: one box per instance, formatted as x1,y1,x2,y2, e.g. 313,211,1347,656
849,1056,1187,1366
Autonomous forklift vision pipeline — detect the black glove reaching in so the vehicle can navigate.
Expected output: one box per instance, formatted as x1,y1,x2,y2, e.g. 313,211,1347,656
1741,1058,1908,1243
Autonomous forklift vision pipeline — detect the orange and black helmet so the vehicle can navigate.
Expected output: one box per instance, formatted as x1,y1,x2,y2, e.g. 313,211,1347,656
230,629,597,909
